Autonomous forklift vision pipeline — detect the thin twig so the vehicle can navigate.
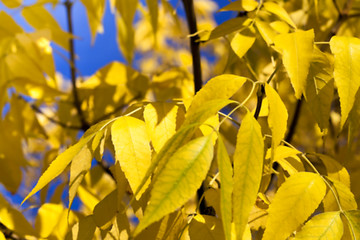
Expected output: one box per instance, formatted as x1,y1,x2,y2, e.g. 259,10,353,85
182,0,202,93
254,84,265,119
285,97,303,143
65,0,89,131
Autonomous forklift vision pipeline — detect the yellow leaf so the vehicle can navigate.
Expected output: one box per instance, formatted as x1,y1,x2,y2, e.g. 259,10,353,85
21,5,72,50
0,0,22,8
330,36,360,128
217,136,233,240
111,116,151,199
143,102,178,152
263,172,327,240
189,215,224,239
255,20,277,45
344,210,360,240
134,134,214,236
0,12,22,38
323,178,357,211
316,154,350,188
263,2,296,28
219,0,258,12
265,83,288,152
80,0,106,42
22,119,114,204
233,112,264,239
267,146,304,175
93,190,118,230
209,17,252,40
35,203,64,238
146,0,158,38
186,74,246,121
69,145,92,209
274,29,314,98
0,194,37,238
69,215,97,240
77,185,100,211
230,28,256,59
294,211,343,240
0,232,5,240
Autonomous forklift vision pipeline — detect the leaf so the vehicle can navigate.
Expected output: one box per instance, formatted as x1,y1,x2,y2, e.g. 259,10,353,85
146,0,159,38
219,0,259,12
93,190,118,230
263,172,327,240
35,203,64,238
217,136,233,240
294,211,343,240
134,134,214,236
111,116,151,199
230,28,256,59
143,102,178,152
267,145,304,175
185,74,246,121
233,112,264,239
316,154,350,188
0,232,5,240
69,145,92,209
255,20,277,45
323,178,357,211
68,215,97,240
263,2,296,28
22,119,113,204
265,83,288,151
0,194,37,238
274,29,314,98
21,5,72,50
0,0,22,8
330,36,360,128
80,0,106,42
0,11,22,39
208,17,252,41
304,49,334,130
344,210,360,240
189,215,224,240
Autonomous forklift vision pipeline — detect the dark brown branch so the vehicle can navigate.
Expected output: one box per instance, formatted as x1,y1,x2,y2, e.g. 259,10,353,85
182,0,202,93
254,84,265,120
65,0,89,131
285,97,303,143
0,223,25,240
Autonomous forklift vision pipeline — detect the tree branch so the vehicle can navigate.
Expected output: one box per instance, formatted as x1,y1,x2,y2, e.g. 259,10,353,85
182,0,202,93
65,0,89,131
254,84,265,120
285,98,302,143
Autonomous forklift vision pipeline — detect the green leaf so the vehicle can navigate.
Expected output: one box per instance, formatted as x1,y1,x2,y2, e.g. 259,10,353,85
294,211,343,240
233,112,264,239
265,83,288,151
344,210,360,240
330,36,360,128
143,102,178,152
111,116,151,199
230,28,256,59
134,134,214,236
263,2,296,28
274,29,314,98
217,136,233,240
22,119,113,204
263,172,327,240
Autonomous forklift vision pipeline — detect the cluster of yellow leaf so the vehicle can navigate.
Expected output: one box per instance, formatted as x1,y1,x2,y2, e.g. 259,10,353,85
1,0,360,239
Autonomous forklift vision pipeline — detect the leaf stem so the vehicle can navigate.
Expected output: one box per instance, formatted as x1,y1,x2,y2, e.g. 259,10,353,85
65,0,89,131
182,0,202,93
